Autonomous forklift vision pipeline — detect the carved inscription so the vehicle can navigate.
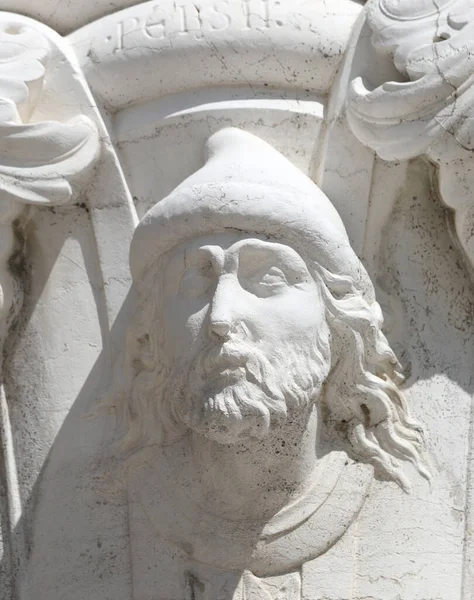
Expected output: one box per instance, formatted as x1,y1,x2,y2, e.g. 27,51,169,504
111,0,284,53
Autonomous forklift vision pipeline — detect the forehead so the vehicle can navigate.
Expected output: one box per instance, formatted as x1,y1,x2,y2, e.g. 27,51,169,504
164,232,306,267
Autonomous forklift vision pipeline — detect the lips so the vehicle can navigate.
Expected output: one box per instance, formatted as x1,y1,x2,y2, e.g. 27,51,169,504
203,342,251,374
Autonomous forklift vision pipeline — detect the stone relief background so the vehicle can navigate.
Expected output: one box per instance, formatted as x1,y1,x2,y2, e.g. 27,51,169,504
0,1,471,599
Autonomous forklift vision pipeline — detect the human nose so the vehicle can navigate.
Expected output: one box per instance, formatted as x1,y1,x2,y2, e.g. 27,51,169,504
208,275,238,340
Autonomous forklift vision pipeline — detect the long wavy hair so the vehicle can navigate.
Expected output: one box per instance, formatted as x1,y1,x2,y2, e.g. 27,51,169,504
110,250,430,491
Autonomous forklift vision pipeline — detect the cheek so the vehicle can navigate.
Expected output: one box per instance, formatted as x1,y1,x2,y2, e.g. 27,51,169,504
251,293,326,344
185,308,209,343
162,298,209,361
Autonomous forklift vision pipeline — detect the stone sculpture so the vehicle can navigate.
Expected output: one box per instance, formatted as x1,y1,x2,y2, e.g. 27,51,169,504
111,127,429,598
0,1,472,599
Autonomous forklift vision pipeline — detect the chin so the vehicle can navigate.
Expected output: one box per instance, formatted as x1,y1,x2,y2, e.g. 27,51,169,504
177,381,283,445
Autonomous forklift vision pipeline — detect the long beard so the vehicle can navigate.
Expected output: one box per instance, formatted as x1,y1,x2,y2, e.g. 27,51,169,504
168,334,331,445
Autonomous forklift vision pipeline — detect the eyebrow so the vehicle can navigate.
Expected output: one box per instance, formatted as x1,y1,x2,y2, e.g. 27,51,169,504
184,245,225,270
232,239,304,264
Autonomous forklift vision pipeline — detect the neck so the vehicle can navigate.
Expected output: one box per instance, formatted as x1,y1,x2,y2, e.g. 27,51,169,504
186,405,320,521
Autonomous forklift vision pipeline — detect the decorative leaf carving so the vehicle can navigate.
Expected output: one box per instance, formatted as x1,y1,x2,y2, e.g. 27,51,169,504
0,22,99,210
345,0,474,286
0,25,48,121
347,0,474,160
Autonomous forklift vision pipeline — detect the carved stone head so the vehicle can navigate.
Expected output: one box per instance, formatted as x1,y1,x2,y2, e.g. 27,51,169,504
121,128,428,490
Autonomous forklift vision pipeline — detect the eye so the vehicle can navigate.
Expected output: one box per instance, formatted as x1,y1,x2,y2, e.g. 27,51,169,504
243,266,289,297
179,263,213,297
259,266,288,286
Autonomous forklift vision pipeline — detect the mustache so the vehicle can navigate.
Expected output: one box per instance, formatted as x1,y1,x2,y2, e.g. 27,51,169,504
168,332,331,443
196,338,286,401
202,339,258,371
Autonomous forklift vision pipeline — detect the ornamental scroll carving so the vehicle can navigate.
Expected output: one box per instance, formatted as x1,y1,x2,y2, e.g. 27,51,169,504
347,0,474,270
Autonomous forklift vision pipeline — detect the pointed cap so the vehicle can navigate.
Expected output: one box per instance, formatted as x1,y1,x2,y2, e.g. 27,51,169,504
130,128,374,302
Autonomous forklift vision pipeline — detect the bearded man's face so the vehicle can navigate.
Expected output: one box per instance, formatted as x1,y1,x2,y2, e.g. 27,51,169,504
160,233,332,444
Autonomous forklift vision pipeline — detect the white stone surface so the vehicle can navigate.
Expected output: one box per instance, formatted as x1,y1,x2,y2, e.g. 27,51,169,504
0,1,472,599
